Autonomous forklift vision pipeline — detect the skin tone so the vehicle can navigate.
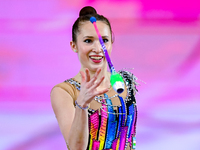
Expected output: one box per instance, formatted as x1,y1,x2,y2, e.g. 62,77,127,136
51,21,113,150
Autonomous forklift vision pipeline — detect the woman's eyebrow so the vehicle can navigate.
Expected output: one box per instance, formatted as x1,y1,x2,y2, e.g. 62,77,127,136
83,35,109,38
83,36,93,39
102,36,109,38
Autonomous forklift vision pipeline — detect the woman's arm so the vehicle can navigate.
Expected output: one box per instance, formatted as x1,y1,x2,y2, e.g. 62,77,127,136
51,68,109,150
51,87,89,149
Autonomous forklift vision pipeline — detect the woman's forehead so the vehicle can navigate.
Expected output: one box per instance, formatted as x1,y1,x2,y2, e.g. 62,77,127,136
78,21,111,37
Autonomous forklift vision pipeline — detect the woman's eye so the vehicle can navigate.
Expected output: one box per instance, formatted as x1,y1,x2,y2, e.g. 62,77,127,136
103,39,108,43
84,39,92,43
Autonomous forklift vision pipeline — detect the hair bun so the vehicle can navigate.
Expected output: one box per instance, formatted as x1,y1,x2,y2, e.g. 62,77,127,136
79,6,97,17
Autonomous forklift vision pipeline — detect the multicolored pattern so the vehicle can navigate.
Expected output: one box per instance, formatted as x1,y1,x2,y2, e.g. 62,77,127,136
89,111,99,150
99,99,108,150
66,70,138,150
104,94,118,149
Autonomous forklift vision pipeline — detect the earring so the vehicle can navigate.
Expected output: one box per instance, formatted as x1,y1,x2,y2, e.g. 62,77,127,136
74,50,77,53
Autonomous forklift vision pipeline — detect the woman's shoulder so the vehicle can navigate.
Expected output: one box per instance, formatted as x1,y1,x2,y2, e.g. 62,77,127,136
51,78,80,102
51,79,72,92
118,69,138,98
118,70,138,88
118,70,137,82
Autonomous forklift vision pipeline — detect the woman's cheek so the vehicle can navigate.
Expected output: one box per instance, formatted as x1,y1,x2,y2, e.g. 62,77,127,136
107,45,112,55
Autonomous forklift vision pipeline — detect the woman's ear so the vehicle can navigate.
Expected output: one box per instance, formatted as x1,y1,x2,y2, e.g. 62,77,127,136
70,41,78,53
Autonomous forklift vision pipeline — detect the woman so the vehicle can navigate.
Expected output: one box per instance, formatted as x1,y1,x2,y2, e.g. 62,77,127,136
51,6,138,150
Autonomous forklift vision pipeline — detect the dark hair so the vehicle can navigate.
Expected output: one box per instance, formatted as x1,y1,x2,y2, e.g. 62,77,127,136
72,6,113,43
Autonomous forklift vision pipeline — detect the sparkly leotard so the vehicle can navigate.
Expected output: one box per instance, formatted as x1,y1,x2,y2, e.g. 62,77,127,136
56,70,138,150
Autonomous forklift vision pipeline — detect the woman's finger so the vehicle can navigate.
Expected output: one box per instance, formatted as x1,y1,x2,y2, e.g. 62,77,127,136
95,88,109,96
85,68,90,82
94,68,101,78
87,68,101,86
90,77,105,90
80,71,86,83
90,76,105,90
88,75,97,87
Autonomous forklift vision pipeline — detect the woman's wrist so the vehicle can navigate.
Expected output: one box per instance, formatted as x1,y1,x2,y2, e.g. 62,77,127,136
75,98,89,109
75,100,89,110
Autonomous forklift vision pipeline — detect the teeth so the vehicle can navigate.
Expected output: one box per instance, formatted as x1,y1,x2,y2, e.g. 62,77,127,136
90,56,103,60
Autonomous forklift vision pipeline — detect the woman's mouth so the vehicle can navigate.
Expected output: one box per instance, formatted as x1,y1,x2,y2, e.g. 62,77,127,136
89,56,104,63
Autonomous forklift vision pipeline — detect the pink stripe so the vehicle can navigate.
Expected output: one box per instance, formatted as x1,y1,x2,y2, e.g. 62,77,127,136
92,140,100,150
119,126,128,150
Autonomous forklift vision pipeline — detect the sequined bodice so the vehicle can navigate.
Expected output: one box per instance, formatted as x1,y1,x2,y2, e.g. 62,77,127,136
65,70,138,150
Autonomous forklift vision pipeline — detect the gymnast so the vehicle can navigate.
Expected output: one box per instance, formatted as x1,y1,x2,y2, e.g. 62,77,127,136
51,6,138,150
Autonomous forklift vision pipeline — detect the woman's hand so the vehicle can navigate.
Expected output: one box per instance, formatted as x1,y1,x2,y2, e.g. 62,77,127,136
76,68,109,107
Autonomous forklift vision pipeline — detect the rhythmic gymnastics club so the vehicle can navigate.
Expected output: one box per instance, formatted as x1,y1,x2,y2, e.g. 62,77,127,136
90,16,124,94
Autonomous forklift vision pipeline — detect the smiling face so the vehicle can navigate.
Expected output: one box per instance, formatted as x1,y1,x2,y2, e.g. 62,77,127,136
71,21,113,72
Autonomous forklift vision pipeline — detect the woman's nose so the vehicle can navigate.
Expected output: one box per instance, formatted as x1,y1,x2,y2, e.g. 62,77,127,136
92,41,103,53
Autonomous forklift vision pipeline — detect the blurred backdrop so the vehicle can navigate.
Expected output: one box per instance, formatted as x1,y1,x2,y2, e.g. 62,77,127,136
0,0,200,150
